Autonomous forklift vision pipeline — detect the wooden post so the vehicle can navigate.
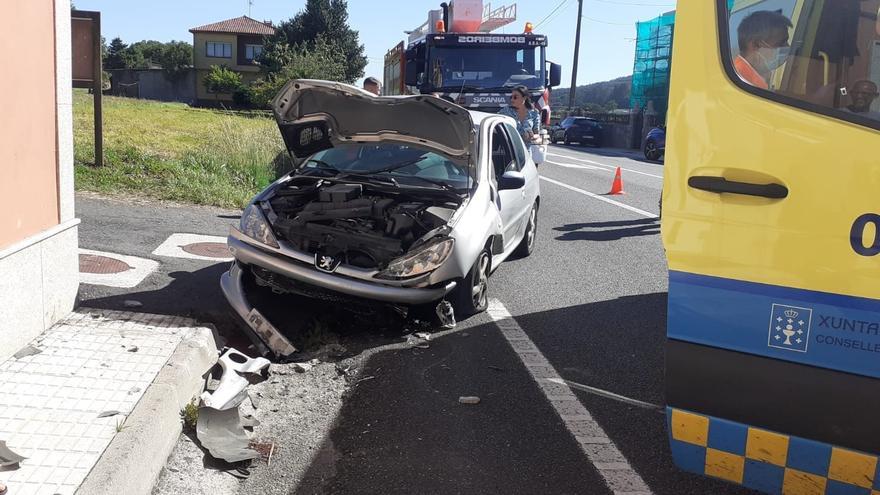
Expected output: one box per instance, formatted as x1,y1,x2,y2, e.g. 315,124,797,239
92,13,103,167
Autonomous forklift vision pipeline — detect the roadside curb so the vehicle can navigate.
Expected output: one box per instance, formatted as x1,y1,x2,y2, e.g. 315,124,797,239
76,324,218,495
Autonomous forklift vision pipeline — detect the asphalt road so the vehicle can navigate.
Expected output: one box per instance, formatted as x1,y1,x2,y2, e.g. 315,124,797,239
76,146,755,494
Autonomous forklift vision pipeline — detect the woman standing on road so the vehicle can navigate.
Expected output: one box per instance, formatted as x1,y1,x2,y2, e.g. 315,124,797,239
498,85,542,144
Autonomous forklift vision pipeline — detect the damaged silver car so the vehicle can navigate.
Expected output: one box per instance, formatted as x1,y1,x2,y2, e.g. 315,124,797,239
221,80,540,357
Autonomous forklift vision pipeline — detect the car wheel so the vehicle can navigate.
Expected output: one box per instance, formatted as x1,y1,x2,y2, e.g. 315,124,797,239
453,249,491,316
513,203,538,258
550,133,558,144
644,140,660,161
564,133,572,145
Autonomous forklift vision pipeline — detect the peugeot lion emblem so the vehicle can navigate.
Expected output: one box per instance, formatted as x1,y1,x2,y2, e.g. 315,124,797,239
315,253,340,273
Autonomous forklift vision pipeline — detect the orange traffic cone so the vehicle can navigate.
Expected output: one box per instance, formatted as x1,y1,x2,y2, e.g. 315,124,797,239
607,167,625,195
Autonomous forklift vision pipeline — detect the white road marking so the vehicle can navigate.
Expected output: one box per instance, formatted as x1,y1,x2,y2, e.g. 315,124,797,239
488,300,652,495
152,233,233,262
548,152,664,179
79,249,159,288
548,378,663,412
540,176,658,219
544,159,605,171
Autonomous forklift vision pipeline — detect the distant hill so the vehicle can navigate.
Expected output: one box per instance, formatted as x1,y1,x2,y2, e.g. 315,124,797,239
550,75,631,110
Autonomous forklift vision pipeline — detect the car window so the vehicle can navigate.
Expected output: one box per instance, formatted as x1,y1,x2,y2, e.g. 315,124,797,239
306,143,471,188
561,117,573,126
490,125,517,179
721,0,880,129
503,123,527,171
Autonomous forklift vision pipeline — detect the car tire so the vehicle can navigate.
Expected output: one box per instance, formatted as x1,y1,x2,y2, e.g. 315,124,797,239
644,140,660,161
513,203,538,258
564,133,572,145
550,134,558,144
453,248,491,317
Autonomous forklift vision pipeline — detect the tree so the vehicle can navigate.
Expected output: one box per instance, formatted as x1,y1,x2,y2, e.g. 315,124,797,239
251,36,347,107
126,40,166,68
203,65,243,101
156,41,192,80
263,0,367,83
105,37,128,70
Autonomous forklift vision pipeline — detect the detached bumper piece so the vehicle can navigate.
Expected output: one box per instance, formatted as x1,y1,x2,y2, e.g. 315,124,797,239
221,263,297,359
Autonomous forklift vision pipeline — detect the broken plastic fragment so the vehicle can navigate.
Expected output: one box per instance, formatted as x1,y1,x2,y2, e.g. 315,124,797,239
0,440,26,467
458,396,480,405
123,300,143,308
97,410,122,418
13,345,42,360
196,407,260,463
293,362,313,373
201,348,270,411
436,301,456,329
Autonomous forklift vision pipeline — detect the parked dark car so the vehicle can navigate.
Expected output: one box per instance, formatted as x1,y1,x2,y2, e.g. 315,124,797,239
549,117,603,147
643,125,666,161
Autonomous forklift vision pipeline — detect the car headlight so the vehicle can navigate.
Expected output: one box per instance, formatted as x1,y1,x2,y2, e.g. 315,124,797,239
240,204,279,248
378,238,455,279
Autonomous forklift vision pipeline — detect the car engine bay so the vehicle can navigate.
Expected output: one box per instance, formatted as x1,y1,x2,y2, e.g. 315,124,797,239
266,178,461,270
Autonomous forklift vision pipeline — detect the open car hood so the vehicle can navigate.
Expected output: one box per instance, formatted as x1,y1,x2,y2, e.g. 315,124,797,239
271,80,474,159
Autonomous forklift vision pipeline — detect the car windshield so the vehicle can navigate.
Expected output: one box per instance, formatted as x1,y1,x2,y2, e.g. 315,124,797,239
299,143,473,191
429,46,544,90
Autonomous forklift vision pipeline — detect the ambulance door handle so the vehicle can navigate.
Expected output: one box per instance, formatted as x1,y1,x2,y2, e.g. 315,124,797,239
688,176,788,199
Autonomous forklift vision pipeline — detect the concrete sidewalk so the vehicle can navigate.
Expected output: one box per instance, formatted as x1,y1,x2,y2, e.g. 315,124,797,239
0,309,217,495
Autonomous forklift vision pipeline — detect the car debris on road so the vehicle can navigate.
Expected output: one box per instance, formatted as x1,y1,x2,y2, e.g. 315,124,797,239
196,348,272,464
0,441,25,468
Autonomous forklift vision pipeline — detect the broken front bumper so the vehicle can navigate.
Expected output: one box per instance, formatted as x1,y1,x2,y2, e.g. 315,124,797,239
226,234,457,305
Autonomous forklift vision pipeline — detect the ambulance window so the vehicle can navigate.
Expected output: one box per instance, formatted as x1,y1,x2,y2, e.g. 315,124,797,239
720,0,880,130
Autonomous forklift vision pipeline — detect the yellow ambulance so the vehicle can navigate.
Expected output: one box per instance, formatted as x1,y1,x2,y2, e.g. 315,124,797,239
663,0,880,493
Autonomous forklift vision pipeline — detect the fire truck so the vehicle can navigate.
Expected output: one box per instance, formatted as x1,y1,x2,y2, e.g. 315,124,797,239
383,0,562,126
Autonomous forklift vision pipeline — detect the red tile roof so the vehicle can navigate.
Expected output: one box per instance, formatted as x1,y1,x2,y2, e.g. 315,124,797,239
189,16,276,35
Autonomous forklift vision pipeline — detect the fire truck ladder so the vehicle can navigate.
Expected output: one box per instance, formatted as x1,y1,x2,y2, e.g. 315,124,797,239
479,3,517,32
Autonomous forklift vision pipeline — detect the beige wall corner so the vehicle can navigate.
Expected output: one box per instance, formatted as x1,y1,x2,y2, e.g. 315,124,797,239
56,0,75,222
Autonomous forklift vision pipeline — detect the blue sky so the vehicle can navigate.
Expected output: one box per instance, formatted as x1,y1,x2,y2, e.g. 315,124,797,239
75,0,676,87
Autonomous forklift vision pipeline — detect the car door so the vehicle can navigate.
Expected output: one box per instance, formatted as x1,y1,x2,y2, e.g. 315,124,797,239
665,0,880,490
503,122,538,241
490,122,527,251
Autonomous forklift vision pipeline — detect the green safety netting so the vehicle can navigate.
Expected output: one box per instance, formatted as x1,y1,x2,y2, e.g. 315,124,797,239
630,10,675,119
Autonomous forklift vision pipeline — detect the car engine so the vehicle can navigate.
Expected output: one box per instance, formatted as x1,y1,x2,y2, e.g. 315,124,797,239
267,179,460,269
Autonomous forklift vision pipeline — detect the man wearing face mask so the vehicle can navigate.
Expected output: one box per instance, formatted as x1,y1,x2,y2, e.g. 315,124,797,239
734,10,793,90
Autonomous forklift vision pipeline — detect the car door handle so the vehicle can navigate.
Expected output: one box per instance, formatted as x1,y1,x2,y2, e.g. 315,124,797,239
688,176,788,199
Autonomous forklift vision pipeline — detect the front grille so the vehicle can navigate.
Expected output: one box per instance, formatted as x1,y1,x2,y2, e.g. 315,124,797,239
249,265,380,313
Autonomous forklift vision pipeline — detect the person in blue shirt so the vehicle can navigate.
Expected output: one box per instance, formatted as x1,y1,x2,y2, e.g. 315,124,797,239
498,85,541,144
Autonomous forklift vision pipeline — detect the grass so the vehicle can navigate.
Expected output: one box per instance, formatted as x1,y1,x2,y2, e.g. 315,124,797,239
182,398,199,431
74,90,292,208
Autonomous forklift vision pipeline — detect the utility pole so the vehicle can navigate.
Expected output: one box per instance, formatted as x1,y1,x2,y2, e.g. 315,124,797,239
248,0,253,17
568,0,584,110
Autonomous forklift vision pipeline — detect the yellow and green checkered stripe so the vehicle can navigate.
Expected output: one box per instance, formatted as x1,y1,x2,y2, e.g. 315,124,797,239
668,408,880,495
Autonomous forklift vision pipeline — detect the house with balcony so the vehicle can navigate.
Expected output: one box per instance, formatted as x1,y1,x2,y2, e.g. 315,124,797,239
189,16,276,105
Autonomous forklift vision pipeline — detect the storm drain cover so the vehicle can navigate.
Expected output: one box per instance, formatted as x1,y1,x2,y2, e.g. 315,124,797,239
181,242,231,258
79,254,132,274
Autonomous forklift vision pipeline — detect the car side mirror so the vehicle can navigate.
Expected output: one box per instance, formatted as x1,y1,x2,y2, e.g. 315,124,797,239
548,63,562,88
405,61,421,87
499,170,526,190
